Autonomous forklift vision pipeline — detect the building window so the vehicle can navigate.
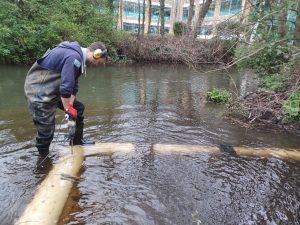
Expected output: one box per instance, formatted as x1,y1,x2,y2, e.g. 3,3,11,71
151,5,171,21
113,0,119,14
183,6,195,22
219,0,241,16
194,21,213,35
150,25,170,33
123,22,142,32
150,25,159,33
165,7,171,21
123,1,144,18
151,5,160,20
183,7,189,22
183,2,213,22
206,2,215,17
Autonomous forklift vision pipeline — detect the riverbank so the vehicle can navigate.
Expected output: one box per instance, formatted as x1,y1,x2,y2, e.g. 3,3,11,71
116,35,233,66
227,65,300,135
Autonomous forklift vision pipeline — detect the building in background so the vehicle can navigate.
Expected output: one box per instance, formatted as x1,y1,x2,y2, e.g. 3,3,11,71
116,0,249,35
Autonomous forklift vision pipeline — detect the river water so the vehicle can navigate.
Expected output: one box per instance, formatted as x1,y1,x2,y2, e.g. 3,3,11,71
0,64,299,225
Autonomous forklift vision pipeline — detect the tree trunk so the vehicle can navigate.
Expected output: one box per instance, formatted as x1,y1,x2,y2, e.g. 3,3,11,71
187,0,194,33
159,0,165,36
147,0,152,33
117,0,123,30
169,0,176,34
193,0,212,38
142,0,146,35
294,3,300,47
138,0,141,36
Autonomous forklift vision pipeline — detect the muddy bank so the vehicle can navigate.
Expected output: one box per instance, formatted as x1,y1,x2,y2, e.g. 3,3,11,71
227,66,300,135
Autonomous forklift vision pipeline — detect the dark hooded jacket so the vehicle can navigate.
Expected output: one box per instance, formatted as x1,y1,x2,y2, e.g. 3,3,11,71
37,41,84,98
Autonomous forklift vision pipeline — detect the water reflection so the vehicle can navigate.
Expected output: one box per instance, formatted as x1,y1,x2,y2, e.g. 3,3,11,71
0,64,299,225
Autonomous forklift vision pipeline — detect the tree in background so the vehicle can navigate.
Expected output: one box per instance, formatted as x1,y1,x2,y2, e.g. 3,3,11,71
193,0,213,38
159,0,165,36
235,0,299,73
294,3,300,47
142,0,146,35
138,0,141,35
147,0,152,34
187,0,194,32
0,0,123,64
118,0,123,30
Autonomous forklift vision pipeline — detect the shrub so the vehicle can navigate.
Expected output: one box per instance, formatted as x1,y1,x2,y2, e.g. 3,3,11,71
215,20,241,40
235,42,290,76
0,0,124,64
282,91,300,123
207,88,231,103
260,74,287,92
173,22,188,36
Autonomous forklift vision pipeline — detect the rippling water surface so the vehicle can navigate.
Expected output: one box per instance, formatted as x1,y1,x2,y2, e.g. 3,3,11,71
0,64,299,225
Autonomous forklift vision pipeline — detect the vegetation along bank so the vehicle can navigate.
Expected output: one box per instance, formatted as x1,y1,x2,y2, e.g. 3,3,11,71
225,0,300,133
0,0,299,132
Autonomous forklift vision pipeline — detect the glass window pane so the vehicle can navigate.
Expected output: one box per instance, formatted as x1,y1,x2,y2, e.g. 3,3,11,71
230,0,241,14
151,5,160,20
165,7,171,21
219,0,241,16
220,0,230,16
183,7,189,22
123,2,144,18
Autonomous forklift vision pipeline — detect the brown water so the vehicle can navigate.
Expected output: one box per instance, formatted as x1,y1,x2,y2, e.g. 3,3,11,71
0,64,299,225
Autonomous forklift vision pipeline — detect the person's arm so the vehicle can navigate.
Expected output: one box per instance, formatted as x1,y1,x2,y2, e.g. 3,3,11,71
60,56,80,119
62,96,77,119
60,56,81,101
69,94,76,106
61,96,74,110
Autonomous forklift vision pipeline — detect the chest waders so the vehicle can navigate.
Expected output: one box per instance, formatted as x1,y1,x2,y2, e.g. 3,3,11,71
24,63,91,157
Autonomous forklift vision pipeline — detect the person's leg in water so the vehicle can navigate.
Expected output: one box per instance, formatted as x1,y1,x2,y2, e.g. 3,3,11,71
58,99,95,145
28,101,57,157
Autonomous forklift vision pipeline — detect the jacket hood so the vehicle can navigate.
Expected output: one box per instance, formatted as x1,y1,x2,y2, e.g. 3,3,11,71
58,41,83,59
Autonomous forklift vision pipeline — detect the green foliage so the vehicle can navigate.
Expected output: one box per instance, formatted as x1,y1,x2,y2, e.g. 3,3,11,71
260,74,287,91
282,91,300,123
207,88,231,103
173,22,188,36
234,0,298,74
214,20,240,59
221,40,237,58
235,41,290,75
0,0,125,64
248,0,298,41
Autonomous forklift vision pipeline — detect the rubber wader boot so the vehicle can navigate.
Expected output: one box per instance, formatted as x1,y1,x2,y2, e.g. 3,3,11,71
72,122,95,146
38,147,50,158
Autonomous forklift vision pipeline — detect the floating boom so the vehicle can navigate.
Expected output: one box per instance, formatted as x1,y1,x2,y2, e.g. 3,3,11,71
153,144,300,161
15,143,299,225
15,143,134,225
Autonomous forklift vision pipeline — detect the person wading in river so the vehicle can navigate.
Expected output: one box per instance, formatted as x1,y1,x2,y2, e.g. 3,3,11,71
24,41,108,157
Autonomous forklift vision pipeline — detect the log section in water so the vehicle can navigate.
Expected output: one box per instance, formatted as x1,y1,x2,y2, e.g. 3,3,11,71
15,143,134,225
